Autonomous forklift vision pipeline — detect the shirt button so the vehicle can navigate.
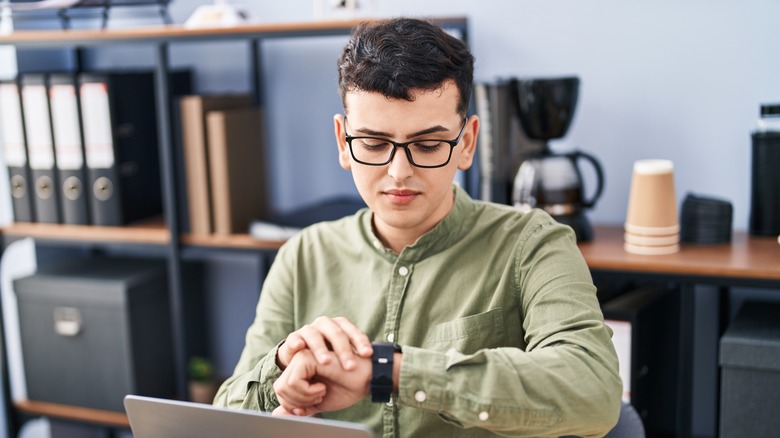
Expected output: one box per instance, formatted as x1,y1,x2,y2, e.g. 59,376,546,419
479,411,489,421
386,333,395,343
414,390,427,403
386,398,394,407
398,266,409,276
372,239,382,249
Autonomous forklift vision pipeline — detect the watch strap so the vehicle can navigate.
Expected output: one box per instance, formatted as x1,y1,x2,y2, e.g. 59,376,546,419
371,342,396,403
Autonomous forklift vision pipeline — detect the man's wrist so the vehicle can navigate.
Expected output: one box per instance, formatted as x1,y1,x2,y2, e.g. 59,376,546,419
274,340,287,370
392,351,401,393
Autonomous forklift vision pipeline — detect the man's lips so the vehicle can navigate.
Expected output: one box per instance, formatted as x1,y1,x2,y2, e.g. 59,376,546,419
383,189,419,204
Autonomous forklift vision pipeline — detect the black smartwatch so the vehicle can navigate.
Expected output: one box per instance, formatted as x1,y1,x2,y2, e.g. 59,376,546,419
371,342,401,403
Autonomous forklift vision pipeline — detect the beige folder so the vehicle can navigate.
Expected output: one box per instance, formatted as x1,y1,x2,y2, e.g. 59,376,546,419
206,106,268,236
179,94,251,235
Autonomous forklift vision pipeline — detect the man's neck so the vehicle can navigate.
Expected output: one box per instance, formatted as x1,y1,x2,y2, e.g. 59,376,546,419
374,226,422,254
372,189,457,254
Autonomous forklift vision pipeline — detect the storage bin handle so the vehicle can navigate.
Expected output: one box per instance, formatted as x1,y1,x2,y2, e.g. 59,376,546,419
53,307,82,337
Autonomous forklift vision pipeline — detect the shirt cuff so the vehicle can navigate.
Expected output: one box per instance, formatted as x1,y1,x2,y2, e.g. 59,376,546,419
396,345,448,412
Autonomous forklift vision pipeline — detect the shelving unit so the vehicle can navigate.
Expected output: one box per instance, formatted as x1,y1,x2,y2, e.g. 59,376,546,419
0,17,469,435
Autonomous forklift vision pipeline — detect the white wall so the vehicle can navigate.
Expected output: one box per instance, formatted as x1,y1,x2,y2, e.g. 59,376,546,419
158,0,780,229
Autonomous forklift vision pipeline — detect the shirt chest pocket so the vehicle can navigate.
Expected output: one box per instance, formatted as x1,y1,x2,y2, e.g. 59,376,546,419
421,307,506,355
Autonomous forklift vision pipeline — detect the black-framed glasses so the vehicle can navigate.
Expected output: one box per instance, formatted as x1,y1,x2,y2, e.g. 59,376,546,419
344,117,467,168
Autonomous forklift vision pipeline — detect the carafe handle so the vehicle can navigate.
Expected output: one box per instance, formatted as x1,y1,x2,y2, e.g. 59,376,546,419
572,150,605,208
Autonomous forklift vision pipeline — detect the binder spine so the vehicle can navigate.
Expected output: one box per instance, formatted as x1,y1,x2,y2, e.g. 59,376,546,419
50,73,90,225
22,74,61,223
0,80,34,222
80,76,121,226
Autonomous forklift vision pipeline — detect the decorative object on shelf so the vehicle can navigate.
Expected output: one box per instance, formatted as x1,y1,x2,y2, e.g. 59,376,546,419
312,0,377,21
184,0,248,29
4,0,172,29
187,356,219,404
624,159,680,255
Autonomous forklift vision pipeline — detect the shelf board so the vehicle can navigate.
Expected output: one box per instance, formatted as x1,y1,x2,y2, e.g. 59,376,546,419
0,16,468,48
182,232,285,251
0,218,169,246
15,400,129,428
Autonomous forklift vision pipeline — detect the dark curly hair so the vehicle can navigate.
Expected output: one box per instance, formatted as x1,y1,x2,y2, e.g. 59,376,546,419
338,18,474,116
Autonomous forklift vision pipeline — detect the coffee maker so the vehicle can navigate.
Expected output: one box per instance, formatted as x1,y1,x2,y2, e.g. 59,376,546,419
510,77,604,242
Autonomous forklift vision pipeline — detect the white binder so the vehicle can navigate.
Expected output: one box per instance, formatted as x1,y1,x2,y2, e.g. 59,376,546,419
21,74,60,223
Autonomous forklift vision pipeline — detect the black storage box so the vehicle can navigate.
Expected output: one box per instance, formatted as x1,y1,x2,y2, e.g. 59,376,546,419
719,301,780,437
600,282,680,437
13,258,174,412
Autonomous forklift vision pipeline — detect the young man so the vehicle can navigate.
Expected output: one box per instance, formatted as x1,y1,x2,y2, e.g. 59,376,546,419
214,17,621,438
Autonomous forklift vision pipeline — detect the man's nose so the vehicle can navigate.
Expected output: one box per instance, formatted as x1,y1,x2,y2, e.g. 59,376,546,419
387,147,414,181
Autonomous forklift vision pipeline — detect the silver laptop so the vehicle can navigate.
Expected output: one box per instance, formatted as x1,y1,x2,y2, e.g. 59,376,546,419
124,395,375,438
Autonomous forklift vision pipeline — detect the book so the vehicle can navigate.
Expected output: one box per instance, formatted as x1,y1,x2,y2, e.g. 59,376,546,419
178,94,252,235
206,106,267,235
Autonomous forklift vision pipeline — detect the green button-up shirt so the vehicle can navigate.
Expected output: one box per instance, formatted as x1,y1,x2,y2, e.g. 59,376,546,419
214,185,622,437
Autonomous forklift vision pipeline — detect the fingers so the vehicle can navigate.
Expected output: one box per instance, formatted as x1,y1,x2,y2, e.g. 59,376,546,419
332,317,373,359
308,317,373,370
273,350,327,415
277,332,307,370
272,406,294,416
279,316,373,371
272,405,320,417
297,322,338,365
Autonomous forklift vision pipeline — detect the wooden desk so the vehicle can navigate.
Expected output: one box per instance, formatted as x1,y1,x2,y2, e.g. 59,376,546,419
580,225,780,285
580,225,780,438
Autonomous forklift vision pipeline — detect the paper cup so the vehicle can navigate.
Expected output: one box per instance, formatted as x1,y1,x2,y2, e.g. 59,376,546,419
625,159,678,231
624,242,680,255
624,232,680,246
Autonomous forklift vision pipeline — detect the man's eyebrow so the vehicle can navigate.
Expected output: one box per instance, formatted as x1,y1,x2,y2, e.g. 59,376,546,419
354,125,450,139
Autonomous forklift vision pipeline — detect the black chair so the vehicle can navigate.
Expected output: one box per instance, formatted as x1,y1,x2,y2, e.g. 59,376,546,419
605,401,645,438
561,401,645,438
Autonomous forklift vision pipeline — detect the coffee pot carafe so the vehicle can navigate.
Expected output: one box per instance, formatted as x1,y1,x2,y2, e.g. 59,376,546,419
510,77,604,241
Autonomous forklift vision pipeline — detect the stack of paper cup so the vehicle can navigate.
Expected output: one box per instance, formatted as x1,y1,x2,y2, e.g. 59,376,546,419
624,159,680,255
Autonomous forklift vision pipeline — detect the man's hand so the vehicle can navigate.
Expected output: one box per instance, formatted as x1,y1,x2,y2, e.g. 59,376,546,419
276,316,373,371
272,349,326,416
273,349,371,416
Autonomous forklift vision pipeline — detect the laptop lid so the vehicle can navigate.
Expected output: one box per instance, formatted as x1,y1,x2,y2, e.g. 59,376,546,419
124,395,375,438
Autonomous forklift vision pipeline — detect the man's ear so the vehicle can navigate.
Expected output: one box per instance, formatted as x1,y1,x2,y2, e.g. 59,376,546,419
334,114,352,170
457,115,479,171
